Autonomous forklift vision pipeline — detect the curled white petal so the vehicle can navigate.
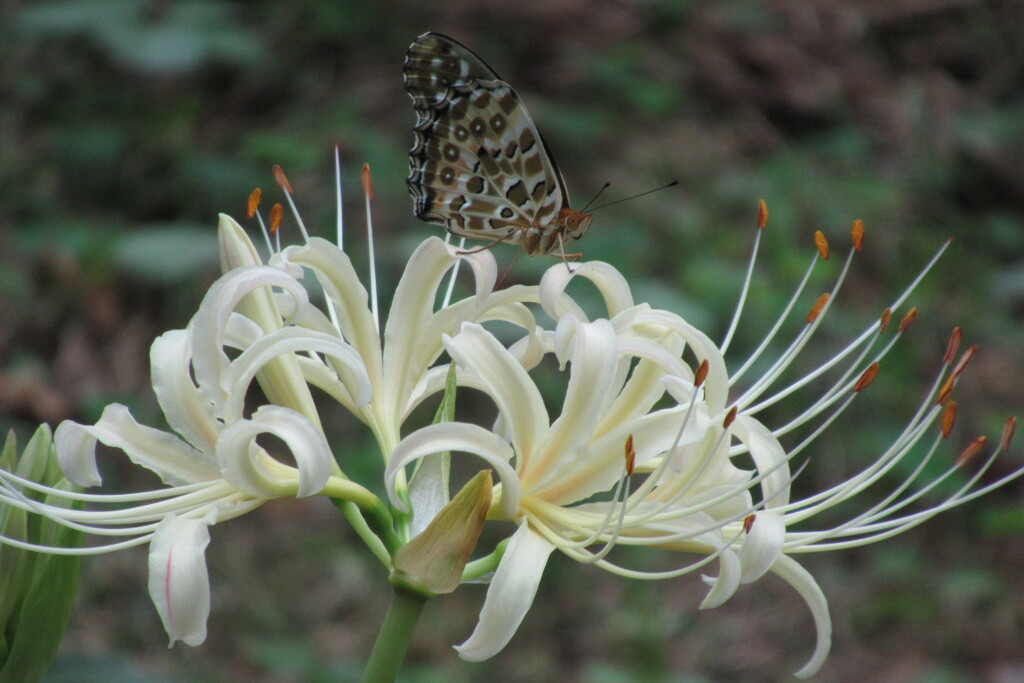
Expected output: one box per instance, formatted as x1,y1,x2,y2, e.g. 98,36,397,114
382,239,498,420
632,309,730,414
662,374,701,406
553,314,577,368
56,404,219,487
539,260,635,321
731,415,791,509
189,265,311,404
699,546,742,609
445,323,548,465
148,514,212,647
739,510,785,583
386,422,519,519
53,420,102,487
770,554,832,679
217,405,331,498
455,523,555,661
150,330,218,456
220,327,372,422
279,238,382,376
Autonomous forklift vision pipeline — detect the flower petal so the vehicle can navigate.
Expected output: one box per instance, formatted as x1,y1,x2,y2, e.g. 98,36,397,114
52,420,103,487
279,238,382,381
219,326,371,422
217,405,332,498
189,264,311,405
731,415,791,509
770,554,832,679
454,523,555,661
540,260,635,321
538,319,621,484
386,422,519,520
150,330,219,456
445,323,549,468
148,514,212,647
632,309,730,414
699,546,741,609
55,405,219,487
382,239,497,424
738,510,785,582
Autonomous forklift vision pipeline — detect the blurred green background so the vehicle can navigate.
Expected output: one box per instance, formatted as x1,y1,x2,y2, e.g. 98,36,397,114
2,1,1023,680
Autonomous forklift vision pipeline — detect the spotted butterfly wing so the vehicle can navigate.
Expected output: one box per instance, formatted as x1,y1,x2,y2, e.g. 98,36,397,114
403,32,591,255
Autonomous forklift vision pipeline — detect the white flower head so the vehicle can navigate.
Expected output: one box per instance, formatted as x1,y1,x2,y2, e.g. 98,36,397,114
387,211,1022,677
0,158,550,646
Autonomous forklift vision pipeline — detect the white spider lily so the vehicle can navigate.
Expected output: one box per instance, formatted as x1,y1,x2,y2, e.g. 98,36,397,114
0,160,553,649
386,216,1021,678
0,322,344,646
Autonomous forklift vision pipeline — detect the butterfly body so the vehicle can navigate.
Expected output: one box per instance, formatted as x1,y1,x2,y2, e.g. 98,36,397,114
404,32,591,256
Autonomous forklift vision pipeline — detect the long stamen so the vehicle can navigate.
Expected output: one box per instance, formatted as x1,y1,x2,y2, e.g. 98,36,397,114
721,200,769,355
273,164,310,241
735,235,859,408
567,436,636,561
334,145,344,249
788,427,1022,551
441,235,467,309
738,232,948,425
247,188,275,257
729,249,820,385
269,203,284,252
361,163,380,333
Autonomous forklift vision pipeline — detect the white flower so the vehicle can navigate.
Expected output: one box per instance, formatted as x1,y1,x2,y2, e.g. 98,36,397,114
0,160,552,646
386,221,1021,677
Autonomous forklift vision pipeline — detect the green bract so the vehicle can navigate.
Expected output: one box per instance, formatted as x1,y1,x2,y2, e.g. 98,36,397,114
0,426,82,683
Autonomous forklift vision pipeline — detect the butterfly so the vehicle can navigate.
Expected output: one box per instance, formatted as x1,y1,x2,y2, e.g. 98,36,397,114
403,32,592,257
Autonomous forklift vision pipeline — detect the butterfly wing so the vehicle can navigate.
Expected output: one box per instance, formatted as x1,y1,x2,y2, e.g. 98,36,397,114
404,33,570,243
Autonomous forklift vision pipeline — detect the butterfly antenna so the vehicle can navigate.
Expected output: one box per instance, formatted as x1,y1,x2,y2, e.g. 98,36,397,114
580,182,611,213
589,180,679,212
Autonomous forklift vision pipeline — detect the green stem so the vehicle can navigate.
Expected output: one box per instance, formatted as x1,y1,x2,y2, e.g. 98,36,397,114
363,587,429,683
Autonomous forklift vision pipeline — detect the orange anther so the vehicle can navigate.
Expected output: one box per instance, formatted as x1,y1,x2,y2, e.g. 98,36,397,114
757,199,768,229
941,401,957,439
269,203,283,234
272,164,294,194
851,219,864,251
898,307,918,333
943,327,962,365
814,231,829,260
694,359,709,388
807,293,830,323
879,308,892,334
624,434,636,476
1000,417,1017,451
956,436,986,467
937,376,955,406
952,344,977,378
247,188,261,218
723,406,738,428
361,163,374,200
854,362,880,392
743,514,756,533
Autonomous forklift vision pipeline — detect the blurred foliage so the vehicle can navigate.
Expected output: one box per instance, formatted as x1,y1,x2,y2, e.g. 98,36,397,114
0,0,1022,680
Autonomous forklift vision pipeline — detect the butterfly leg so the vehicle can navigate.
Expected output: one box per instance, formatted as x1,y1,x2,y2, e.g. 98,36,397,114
555,233,582,273
495,249,523,289
454,229,518,255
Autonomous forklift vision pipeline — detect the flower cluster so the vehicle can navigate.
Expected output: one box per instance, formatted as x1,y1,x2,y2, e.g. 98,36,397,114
1,163,1019,678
